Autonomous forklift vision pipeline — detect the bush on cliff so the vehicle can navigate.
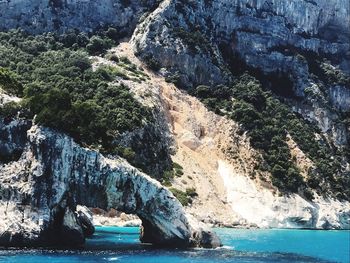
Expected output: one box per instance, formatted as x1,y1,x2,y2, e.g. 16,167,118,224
0,67,23,96
0,29,152,152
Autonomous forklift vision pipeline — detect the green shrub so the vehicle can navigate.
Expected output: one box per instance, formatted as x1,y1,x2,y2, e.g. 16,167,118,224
162,170,174,186
185,187,198,197
165,72,181,86
0,29,152,153
143,55,160,71
169,188,190,206
0,101,21,118
120,56,132,64
86,36,114,55
0,67,23,96
169,187,198,206
105,53,119,63
172,162,183,170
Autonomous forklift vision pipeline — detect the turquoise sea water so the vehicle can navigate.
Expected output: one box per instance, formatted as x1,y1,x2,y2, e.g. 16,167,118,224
0,227,349,263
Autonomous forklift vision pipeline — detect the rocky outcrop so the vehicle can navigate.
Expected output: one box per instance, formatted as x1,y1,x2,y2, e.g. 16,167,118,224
0,119,31,163
218,160,350,229
133,0,350,87
0,121,221,248
76,205,95,237
0,0,159,34
329,85,350,112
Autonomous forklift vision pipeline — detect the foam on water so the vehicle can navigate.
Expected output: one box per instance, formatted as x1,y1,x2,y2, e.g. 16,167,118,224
104,257,120,261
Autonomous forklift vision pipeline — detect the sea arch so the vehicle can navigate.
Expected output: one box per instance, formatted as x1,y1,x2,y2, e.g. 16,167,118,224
0,124,220,248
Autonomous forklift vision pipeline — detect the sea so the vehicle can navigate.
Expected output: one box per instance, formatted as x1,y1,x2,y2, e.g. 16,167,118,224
0,226,349,263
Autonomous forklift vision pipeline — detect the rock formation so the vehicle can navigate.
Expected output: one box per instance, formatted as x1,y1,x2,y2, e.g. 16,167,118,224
133,0,350,86
76,205,95,237
131,0,350,148
0,0,159,34
0,120,221,248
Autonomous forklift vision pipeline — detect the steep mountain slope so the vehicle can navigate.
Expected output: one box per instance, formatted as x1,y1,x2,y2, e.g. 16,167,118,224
108,42,350,229
133,0,350,149
129,0,350,202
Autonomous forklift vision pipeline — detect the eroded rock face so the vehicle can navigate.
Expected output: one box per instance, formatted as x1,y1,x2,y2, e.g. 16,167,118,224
133,0,350,87
0,0,159,34
0,121,221,248
131,0,350,148
0,119,31,163
76,205,95,237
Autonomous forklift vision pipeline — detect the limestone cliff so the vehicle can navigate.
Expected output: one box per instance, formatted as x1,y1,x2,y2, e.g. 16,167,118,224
0,120,220,248
132,0,350,149
1,0,348,149
0,0,159,34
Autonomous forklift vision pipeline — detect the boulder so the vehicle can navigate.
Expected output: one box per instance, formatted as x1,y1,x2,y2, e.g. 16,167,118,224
192,229,222,249
60,208,85,247
76,206,95,238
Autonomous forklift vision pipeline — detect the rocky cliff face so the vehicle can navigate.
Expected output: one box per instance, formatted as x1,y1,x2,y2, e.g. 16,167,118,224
0,120,220,248
133,0,350,86
135,0,350,83
131,0,350,149
0,0,159,34
1,0,348,148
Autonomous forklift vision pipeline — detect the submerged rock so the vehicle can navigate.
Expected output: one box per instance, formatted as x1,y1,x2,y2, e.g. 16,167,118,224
0,121,221,248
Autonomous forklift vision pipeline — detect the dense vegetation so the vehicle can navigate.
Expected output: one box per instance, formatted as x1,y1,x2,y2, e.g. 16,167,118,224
0,29,152,152
192,74,349,200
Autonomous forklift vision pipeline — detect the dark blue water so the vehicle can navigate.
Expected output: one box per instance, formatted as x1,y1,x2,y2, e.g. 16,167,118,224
0,227,349,263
